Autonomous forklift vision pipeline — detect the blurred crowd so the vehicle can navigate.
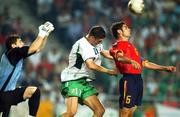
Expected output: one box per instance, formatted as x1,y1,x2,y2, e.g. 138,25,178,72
0,0,180,116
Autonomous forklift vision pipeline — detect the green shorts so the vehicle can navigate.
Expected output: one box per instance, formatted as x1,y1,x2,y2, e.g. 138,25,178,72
60,78,98,105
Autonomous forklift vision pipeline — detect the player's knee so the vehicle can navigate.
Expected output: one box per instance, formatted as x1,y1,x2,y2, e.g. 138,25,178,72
24,87,40,99
60,111,77,117
33,87,40,97
64,107,78,117
129,106,137,114
67,111,77,117
121,107,132,115
100,107,105,115
94,106,105,116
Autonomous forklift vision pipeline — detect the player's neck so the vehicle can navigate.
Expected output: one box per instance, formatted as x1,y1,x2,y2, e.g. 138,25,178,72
118,35,129,41
118,37,128,41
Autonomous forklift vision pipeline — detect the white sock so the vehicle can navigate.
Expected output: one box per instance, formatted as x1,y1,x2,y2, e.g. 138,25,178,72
28,115,35,117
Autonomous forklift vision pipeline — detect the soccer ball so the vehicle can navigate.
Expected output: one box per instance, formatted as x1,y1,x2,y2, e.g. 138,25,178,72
128,0,145,15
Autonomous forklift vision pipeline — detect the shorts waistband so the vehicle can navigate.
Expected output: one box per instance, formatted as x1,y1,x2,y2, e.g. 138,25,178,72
62,77,89,84
123,73,141,77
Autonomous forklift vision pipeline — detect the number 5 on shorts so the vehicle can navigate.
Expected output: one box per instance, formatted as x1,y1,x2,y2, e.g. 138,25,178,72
126,95,131,104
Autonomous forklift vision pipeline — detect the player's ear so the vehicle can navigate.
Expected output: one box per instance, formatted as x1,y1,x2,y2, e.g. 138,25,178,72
90,36,95,40
11,43,16,48
117,29,122,34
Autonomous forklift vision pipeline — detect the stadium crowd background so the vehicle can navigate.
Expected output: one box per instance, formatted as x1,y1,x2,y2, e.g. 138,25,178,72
0,0,180,116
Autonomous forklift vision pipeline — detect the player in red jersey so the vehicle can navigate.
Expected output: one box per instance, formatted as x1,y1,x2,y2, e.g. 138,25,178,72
109,21,176,117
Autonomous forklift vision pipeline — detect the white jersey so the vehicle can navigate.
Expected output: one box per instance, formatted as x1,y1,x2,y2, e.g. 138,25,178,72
61,37,103,82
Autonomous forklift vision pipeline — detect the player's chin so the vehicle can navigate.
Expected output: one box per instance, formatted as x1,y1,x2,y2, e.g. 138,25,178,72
128,33,131,37
19,45,24,48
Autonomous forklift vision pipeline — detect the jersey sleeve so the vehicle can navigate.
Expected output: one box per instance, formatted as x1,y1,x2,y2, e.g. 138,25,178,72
6,46,30,66
109,43,124,59
17,46,30,58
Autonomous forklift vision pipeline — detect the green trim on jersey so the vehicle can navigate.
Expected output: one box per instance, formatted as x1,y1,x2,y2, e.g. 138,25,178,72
60,78,98,105
74,43,84,69
74,53,84,69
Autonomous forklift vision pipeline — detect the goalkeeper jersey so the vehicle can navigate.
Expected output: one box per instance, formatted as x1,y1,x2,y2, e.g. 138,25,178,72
0,46,30,91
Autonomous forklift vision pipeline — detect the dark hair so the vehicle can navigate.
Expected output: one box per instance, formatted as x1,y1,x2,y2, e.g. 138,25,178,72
89,26,106,39
111,21,125,39
5,35,20,50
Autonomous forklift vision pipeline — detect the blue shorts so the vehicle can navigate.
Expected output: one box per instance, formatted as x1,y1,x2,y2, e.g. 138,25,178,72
119,74,143,108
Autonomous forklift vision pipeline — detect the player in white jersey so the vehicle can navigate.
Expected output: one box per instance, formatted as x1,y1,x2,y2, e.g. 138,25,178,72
60,26,116,117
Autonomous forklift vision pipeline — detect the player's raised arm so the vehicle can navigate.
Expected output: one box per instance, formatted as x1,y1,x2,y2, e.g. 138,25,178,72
28,21,54,54
85,58,117,75
142,60,176,72
101,50,114,60
112,49,141,70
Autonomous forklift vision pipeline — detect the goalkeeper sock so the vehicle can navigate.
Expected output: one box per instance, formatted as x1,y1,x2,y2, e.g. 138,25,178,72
28,88,41,116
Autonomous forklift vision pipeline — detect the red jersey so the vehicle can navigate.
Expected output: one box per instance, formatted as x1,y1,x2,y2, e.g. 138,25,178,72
109,40,142,74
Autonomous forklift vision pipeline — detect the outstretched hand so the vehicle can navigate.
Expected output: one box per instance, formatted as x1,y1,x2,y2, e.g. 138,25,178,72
166,66,176,72
131,60,141,70
44,21,54,33
38,21,54,38
107,69,117,76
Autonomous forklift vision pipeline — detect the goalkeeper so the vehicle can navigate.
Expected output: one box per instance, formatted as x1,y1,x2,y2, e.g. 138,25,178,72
0,22,54,117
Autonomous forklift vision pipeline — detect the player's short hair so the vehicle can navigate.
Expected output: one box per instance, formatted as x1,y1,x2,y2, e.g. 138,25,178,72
89,26,106,39
111,21,125,39
5,35,20,50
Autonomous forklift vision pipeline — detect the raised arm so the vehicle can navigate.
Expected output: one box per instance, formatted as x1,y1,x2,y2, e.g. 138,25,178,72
85,59,117,75
142,60,176,72
28,22,54,54
113,50,141,70
101,50,113,60
37,35,48,52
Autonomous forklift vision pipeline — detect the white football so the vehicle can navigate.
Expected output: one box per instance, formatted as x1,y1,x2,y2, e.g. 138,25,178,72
128,0,145,15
